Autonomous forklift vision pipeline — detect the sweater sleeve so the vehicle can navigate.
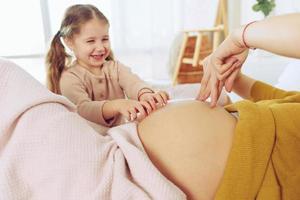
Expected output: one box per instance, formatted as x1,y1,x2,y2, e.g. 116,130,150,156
250,81,299,102
60,72,116,127
117,62,153,100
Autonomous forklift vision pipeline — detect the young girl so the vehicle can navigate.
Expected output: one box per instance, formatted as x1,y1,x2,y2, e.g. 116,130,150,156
46,4,169,127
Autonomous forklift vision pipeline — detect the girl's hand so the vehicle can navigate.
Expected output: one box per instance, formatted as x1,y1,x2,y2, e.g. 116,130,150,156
112,99,148,122
139,90,169,111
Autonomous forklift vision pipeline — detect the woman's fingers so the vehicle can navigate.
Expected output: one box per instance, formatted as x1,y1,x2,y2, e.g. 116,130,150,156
215,57,237,75
209,76,220,107
225,66,241,92
197,78,208,101
197,57,210,100
203,82,212,101
218,81,224,99
223,60,242,92
197,37,249,107
217,58,239,81
197,69,211,101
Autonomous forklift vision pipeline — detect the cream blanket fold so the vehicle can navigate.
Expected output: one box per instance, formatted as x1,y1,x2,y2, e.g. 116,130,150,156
0,59,186,200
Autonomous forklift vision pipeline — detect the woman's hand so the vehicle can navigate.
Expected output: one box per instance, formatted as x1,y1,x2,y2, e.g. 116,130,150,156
139,90,169,110
196,30,249,107
198,13,300,107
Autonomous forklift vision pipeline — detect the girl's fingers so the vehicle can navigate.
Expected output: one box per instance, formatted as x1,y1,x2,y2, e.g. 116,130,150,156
140,101,152,114
135,104,147,118
123,111,131,121
158,91,169,104
148,98,156,110
154,93,165,106
129,108,137,121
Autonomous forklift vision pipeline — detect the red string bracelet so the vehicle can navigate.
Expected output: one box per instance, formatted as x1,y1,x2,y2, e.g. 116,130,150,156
242,21,257,50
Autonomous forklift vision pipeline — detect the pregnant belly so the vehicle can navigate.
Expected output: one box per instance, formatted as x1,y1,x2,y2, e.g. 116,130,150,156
138,100,237,200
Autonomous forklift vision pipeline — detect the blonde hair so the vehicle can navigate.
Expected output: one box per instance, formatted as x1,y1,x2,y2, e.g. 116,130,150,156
46,4,114,94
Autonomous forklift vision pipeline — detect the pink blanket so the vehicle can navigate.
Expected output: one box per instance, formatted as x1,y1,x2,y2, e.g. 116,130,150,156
0,59,186,199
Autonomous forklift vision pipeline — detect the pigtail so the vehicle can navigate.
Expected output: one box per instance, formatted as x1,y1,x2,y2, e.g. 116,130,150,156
46,31,70,94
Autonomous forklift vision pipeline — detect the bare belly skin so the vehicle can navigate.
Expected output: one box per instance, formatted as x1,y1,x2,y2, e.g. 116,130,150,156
138,100,237,200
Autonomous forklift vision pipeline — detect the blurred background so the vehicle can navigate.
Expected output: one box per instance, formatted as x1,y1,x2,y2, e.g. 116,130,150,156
0,0,299,88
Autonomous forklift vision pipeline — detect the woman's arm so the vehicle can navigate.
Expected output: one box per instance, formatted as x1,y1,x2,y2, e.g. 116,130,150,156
231,72,299,102
229,14,300,99
231,73,256,100
233,13,300,58
198,13,300,106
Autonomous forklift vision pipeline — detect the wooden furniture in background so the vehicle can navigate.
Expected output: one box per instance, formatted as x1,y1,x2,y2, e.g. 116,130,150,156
172,0,228,85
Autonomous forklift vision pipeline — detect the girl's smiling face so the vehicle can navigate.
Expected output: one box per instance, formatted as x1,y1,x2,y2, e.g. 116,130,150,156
66,18,111,70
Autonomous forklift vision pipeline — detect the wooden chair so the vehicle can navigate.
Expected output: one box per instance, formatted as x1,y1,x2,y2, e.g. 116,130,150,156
172,0,228,85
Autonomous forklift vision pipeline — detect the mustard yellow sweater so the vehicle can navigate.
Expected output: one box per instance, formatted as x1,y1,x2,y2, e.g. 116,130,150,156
215,81,300,200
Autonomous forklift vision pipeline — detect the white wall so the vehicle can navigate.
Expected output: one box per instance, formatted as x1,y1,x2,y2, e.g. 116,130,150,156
2,0,299,85
241,0,300,24
228,0,300,29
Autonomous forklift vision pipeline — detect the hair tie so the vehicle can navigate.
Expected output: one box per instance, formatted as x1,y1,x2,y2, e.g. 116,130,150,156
138,90,154,101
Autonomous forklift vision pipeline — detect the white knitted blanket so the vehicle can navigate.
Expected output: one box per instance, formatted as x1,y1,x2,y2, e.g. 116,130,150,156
0,59,186,200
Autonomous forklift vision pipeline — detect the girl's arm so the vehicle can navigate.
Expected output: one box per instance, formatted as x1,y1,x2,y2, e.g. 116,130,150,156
60,72,118,127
